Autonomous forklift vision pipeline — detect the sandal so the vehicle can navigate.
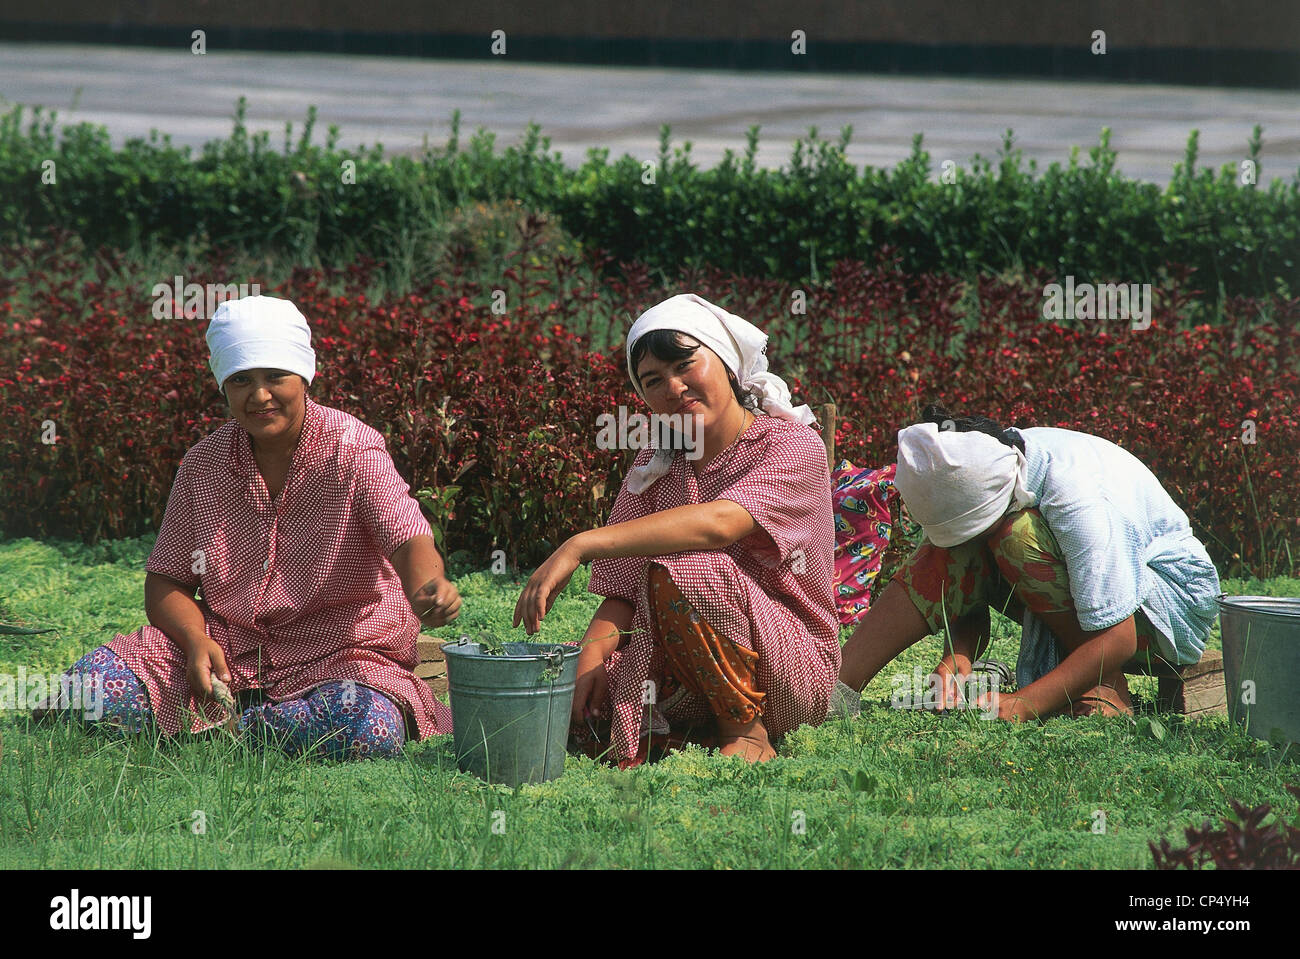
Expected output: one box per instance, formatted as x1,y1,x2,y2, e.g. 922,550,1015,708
828,680,863,718
970,659,1014,688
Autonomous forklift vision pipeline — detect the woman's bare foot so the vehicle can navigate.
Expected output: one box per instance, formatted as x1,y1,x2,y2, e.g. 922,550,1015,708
716,716,777,762
1068,674,1134,717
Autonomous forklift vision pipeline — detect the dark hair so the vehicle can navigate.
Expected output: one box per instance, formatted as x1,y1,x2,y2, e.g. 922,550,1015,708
629,329,755,410
920,403,1025,453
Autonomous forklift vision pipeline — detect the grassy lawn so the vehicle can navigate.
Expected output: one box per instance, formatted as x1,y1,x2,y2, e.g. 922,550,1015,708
1,534,1297,869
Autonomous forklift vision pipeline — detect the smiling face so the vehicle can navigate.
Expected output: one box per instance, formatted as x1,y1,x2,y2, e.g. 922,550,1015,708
222,368,307,453
633,332,742,439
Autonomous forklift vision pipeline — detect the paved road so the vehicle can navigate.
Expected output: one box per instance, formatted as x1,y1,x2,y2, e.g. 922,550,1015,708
2,42,1298,185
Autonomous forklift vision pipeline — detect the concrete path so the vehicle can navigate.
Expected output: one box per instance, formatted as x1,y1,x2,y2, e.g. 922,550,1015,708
2,42,1297,185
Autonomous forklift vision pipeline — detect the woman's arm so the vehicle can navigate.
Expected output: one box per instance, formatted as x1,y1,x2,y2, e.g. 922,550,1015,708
144,571,230,699
513,501,763,634
998,609,1138,720
388,533,461,627
932,606,993,708
581,596,636,652
571,596,635,722
572,500,764,561
144,572,211,661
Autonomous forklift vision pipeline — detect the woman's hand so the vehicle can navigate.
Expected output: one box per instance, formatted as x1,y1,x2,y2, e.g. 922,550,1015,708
410,576,462,628
513,539,584,635
993,693,1036,722
186,637,231,704
571,635,617,723
390,535,461,628
932,653,973,709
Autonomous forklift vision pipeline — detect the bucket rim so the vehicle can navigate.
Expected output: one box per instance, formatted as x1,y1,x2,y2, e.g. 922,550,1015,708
1216,594,1300,620
441,638,583,660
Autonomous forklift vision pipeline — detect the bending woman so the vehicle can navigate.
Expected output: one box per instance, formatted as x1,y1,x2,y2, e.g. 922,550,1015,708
34,295,461,758
839,405,1221,719
514,294,839,764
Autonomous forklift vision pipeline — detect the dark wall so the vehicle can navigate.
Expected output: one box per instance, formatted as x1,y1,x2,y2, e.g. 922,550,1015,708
1,1,1297,86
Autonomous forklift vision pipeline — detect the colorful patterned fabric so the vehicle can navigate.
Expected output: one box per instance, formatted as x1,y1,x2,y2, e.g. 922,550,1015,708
650,562,766,725
51,645,406,758
104,397,451,740
588,413,839,763
239,679,406,759
894,508,1161,657
830,460,899,625
56,644,153,734
1008,425,1219,684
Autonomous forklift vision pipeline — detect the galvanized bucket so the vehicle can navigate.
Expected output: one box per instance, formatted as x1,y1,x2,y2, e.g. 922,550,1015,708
1217,595,1300,745
442,636,580,787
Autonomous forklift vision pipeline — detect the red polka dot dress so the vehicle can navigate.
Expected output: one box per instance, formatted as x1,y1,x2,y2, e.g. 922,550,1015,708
106,397,452,739
588,412,840,762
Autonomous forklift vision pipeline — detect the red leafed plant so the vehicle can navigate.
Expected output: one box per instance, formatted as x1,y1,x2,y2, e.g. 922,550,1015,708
1150,785,1300,869
1,233,1296,574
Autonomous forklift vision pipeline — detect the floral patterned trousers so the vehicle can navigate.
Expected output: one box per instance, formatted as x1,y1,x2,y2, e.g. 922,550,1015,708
649,562,767,725
569,562,769,768
42,645,407,759
893,508,1160,656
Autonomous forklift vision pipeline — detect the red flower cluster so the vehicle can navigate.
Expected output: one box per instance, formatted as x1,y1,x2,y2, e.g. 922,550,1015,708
1,239,1295,577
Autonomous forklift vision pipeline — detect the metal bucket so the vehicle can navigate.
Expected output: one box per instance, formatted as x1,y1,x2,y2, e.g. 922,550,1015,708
442,636,580,787
1217,596,1300,745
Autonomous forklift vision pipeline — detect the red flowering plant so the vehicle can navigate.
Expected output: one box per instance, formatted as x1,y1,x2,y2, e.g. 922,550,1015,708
735,253,1297,579
1,237,1294,576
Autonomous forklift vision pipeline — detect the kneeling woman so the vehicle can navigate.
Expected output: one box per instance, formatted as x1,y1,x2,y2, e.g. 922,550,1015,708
839,405,1220,719
514,294,840,764
35,295,462,758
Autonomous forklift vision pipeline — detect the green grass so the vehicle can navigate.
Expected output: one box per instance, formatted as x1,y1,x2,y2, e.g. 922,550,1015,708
1,534,1297,869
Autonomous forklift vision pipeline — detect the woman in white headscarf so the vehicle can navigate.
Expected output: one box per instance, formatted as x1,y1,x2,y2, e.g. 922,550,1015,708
838,404,1220,720
35,295,461,758
513,293,839,764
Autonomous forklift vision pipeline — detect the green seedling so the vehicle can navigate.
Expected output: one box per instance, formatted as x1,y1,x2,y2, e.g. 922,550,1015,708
538,652,565,685
460,631,507,655
209,675,238,734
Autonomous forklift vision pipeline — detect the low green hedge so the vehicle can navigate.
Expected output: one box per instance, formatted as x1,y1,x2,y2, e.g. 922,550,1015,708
1,98,1296,299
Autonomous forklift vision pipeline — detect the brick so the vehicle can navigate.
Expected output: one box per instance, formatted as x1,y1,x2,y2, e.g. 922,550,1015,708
414,660,445,680
1147,649,1226,717
415,638,449,698
417,637,446,661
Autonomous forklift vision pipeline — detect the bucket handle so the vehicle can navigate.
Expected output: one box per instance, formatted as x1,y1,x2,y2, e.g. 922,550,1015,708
537,646,567,685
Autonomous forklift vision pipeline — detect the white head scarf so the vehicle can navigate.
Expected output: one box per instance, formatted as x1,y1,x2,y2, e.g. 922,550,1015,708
894,422,1038,547
206,295,316,391
623,293,816,493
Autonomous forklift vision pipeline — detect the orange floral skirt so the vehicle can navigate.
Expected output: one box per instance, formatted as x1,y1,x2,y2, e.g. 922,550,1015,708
570,562,770,768
648,562,767,724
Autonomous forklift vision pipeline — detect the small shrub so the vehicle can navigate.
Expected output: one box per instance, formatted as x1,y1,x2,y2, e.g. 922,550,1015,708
1150,785,1300,869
